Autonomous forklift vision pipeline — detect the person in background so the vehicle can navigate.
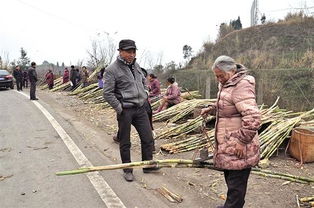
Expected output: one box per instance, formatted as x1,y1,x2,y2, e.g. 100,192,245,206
22,69,28,88
147,73,161,100
200,55,261,208
153,77,181,114
97,67,105,88
69,65,77,90
113,67,157,153
81,66,89,88
76,68,81,85
13,65,23,91
45,69,54,89
103,39,157,182
28,62,38,100
62,68,70,84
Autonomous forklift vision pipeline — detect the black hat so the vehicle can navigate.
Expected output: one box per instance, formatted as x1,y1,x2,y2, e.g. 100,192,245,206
118,39,137,50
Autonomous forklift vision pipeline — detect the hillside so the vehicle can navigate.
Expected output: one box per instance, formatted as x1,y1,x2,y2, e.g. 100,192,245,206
188,15,314,70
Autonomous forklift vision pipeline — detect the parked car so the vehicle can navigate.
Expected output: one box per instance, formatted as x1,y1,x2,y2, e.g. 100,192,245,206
0,69,14,89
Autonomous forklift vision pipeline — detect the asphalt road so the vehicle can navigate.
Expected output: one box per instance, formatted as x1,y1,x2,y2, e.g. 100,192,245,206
0,89,173,208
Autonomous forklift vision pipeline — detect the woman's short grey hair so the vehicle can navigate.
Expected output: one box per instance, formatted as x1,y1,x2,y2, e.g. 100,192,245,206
212,55,237,72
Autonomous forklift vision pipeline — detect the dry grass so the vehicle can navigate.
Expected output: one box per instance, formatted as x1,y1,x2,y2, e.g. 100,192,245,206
188,13,314,70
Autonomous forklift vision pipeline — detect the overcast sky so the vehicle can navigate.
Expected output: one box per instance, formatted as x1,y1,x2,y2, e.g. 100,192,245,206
1,0,313,68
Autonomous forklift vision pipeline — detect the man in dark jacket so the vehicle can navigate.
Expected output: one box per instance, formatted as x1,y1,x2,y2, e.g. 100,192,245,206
13,65,23,91
103,39,157,182
28,62,38,100
22,70,28,88
69,65,77,90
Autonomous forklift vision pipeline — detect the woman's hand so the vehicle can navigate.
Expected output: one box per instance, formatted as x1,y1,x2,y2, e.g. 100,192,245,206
235,142,245,159
200,107,210,118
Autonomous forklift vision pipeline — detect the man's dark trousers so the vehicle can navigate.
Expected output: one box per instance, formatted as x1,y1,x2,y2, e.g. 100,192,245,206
223,168,251,208
117,105,154,173
30,81,37,99
16,78,23,91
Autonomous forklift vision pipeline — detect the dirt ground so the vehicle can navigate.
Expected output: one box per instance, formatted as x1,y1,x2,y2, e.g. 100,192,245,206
38,89,314,208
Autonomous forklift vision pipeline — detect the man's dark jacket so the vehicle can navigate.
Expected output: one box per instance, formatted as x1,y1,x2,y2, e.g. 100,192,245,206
103,57,148,115
28,67,38,83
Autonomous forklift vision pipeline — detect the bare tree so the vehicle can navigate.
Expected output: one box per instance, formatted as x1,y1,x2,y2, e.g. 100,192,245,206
86,32,117,69
0,51,11,70
76,59,84,68
143,51,164,71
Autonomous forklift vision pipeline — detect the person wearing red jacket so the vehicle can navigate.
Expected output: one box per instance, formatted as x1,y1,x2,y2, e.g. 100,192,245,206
148,73,161,98
62,68,69,84
45,70,54,89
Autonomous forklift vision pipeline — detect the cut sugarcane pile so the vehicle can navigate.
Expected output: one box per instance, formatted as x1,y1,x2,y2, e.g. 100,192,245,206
50,82,71,92
153,99,215,123
299,195,314,207
56,159,314,184
40,77,63,90
158,98,314,157
69,83,98,96
160,131,214,153
79,87,102,100
180,90,202,100
150,90,203,111
155,116,215,140
260,108,314,159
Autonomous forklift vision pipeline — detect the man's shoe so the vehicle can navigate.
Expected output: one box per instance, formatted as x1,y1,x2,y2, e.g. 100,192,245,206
123,172,134,182
143,167,160,173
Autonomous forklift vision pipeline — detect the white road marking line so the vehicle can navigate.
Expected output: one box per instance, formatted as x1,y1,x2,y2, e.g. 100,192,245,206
17,91,126,208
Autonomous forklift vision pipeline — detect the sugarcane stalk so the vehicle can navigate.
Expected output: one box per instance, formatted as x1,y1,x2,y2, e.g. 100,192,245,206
56,159,314,185
251,171,308,184
56,159,215,176
156,187,177,203
300,196,314,202
160,186,183,203
252,168,314,183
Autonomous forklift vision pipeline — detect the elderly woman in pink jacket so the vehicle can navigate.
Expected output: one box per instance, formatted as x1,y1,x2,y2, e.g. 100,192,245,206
201,55,261,208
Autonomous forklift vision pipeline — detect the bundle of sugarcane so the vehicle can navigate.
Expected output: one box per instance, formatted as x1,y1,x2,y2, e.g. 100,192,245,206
87,66,102,82
40,77,63,90
87,96,106,104
153,99,215,123
50,82,71,92
151,99,161,110
94,102,112,109
56,159,314,184
155,116,214,140
260,108,314,159
161,130,215,153
150,90,201,110
180,91,202,100
299,195,314,207
79,87,102,99
69,83,98,96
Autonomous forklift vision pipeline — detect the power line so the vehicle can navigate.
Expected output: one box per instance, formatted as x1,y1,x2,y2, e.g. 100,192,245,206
265,6,314,13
